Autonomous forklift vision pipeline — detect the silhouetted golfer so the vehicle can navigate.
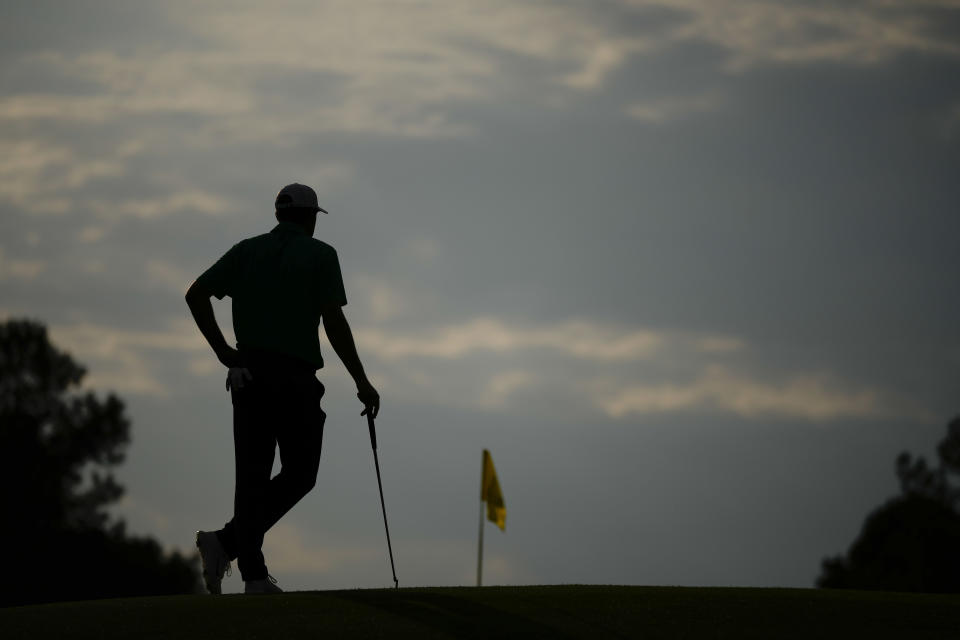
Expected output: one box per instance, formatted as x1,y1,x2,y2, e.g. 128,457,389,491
186,183,379,594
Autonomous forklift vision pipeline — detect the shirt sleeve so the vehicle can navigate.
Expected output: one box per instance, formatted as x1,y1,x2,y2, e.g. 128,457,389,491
317,248,348,307
195,242,243,300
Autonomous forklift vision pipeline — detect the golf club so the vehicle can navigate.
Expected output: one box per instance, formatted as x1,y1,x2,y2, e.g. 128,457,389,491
367,411,399,589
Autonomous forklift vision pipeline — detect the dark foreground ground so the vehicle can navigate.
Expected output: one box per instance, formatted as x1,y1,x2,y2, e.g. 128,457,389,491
2,585,959,639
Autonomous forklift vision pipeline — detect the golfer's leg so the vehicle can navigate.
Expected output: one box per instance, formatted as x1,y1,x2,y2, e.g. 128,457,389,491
221,382,275,581
259,376,325,532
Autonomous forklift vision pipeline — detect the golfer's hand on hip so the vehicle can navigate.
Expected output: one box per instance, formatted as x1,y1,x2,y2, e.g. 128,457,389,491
226,367,253,391
357,379,380,418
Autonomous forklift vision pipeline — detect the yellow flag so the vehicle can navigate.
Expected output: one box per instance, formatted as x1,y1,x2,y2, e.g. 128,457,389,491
481,449,506,530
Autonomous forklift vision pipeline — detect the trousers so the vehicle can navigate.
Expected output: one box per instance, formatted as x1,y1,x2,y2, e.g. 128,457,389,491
215,351,325,581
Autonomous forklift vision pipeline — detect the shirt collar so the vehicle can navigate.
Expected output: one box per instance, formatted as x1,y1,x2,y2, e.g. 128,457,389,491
271,221,308,236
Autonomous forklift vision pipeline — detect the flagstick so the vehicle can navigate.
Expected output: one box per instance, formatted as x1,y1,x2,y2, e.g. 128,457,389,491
477,497,485,587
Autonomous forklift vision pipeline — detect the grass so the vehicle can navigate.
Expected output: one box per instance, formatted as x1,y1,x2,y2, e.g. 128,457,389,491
2,585,960,639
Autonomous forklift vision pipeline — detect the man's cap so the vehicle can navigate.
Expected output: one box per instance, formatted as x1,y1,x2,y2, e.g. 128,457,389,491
275,183,328,214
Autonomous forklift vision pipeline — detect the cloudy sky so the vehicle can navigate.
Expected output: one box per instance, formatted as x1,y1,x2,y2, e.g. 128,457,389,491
2,0,958,592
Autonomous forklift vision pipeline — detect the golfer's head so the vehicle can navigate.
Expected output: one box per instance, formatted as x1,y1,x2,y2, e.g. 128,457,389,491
274,183,327,235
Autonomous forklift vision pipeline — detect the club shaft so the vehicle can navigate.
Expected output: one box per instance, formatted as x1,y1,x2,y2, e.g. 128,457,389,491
368,414,398,589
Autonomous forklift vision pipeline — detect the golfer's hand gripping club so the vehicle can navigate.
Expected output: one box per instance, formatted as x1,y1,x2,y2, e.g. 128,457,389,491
358,379,380,418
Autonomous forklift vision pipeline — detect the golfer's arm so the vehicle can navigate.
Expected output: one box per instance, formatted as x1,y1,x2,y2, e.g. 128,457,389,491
322,306,369,386
185,280,231,362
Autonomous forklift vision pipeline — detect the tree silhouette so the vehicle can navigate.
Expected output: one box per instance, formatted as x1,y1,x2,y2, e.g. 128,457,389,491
818,416,960,593
0,318,200,606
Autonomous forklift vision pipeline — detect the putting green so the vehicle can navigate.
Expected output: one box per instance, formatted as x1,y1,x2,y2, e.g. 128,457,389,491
2,585,959,639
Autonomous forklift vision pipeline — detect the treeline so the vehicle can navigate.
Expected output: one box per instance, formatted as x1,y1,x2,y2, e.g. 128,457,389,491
0,318,200,607
819,416,960,593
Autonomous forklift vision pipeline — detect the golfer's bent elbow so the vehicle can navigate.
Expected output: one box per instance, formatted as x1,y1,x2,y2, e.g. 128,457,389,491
185,280,208,305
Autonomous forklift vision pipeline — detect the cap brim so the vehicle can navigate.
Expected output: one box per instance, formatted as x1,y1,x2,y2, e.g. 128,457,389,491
317,206,328,214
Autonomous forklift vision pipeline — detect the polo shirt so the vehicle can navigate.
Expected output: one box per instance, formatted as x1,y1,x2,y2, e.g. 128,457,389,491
195,221,347,369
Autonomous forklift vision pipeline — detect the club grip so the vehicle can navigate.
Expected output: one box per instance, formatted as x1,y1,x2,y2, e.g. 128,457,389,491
367,413,378,451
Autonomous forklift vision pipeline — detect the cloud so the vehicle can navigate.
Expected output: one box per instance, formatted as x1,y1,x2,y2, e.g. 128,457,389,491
0,140,74,214
561,38,649,90
400,235,443,265
0,44,476,139
2,0,955,198
350,275,412,323
0,86,252,123
146,260,194,295
86,191,232,220
77,226,107,244
28,310,928,424
262,522,373,573
187,357,219,377
114,495,172,537
352,317,742,415
48,319,208,396
596,363,916,422
0,248,46,281
478,370,538,409
625,92,725,124
260,521,528,587
34,311,921,423
353,315,929,422
0,138,130,214
3,2,949,422
1,127,351,220
355,317,692,361
696,336,744,354
9,1,948,145
0,4,662,142
632,0,960,71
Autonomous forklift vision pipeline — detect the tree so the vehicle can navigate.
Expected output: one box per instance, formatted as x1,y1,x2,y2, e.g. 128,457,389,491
817,416,960,593
0,318,200,606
